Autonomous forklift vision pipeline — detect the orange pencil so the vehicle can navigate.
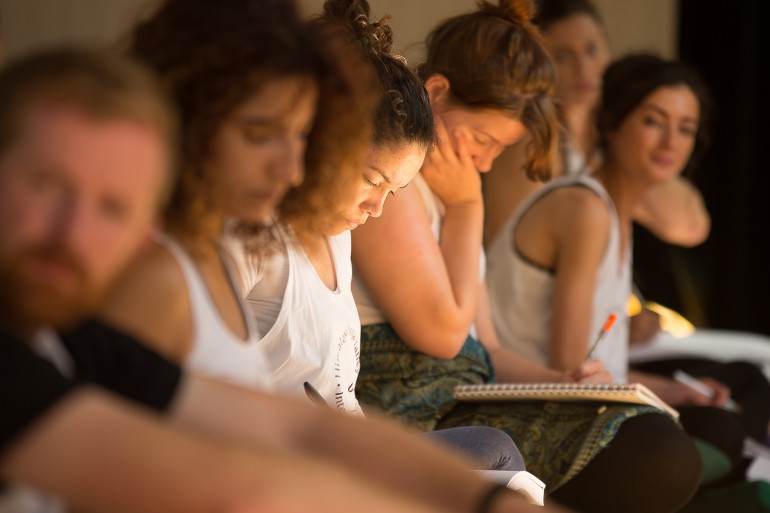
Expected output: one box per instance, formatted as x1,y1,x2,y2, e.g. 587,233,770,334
587,313,617,359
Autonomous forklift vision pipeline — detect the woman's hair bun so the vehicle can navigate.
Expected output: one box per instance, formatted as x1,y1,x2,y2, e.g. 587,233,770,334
321,0,394,55
478,0,536,24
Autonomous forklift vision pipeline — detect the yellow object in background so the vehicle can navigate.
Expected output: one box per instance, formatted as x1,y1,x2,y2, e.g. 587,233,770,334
627,295,696,339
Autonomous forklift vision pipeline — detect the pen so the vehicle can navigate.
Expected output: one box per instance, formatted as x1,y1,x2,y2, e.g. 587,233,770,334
303,381,329,407
587,313,617,359
673,370,742,414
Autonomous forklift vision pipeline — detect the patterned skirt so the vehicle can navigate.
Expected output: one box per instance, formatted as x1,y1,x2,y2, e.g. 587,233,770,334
356,323,667,492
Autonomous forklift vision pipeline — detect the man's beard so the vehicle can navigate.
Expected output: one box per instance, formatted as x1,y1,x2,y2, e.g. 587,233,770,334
0,244,99,332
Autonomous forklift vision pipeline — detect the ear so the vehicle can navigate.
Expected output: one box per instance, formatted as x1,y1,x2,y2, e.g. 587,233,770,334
423,74,451,109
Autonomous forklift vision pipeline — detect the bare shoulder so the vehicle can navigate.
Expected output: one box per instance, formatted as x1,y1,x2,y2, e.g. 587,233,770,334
100,241,192,360
352,179,432,250
545,185,610,231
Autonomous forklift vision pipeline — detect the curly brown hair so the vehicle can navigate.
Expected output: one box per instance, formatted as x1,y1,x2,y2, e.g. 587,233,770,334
128,0,375,248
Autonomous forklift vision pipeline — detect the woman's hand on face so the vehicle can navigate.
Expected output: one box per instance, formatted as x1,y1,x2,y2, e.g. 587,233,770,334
421,115,482,208
562,359,613,384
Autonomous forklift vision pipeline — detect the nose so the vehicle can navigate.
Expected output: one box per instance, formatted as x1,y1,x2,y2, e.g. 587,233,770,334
51,191,90,257
661,126,676,149
475,149,496,173
361,190,388,219
270,136,305,187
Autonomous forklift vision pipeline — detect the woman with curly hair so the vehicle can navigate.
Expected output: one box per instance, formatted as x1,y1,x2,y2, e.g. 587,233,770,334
99,0,374,389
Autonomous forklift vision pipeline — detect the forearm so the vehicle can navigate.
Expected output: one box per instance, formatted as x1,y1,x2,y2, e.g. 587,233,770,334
1,389,304,513
475,283,564,384
172,375,509,513
439,202,484,325
488,347,565,383
628,370,672,396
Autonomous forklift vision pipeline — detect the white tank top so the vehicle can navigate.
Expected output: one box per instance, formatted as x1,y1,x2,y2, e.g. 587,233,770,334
156,235,273,391
353,174,486,329
486,174,631,383
230,226,363,415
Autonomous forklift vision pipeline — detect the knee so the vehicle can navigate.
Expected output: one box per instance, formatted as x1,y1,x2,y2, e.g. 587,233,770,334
606,414,701,512
427,426,525,471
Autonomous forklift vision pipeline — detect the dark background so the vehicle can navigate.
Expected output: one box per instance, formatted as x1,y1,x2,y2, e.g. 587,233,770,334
634,0,769,335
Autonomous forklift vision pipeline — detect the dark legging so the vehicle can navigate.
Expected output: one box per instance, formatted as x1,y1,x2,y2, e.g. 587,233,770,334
551,414,702,513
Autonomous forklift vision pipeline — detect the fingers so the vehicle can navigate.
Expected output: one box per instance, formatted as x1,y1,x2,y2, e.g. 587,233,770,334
579,371,613,384
431,115,455,163
699,378,731,407
452,129,474,170
572,360,613,384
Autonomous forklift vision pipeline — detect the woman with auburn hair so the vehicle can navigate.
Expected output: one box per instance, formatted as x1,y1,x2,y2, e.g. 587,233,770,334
99,0,373,389
351,2,701,512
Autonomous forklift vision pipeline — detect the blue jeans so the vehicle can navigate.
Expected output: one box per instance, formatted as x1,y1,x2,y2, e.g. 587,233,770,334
425,426,525,471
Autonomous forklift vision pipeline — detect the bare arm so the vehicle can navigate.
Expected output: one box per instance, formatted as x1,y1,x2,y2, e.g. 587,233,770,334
628,370,730,408
475,281,612,384
99,242,192,362
532,190,611,372
352,118,483,358
2,388,462,513
632,177,710,247
170,374,564,513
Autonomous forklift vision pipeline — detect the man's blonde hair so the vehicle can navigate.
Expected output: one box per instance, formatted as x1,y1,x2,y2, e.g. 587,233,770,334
0,47,177,207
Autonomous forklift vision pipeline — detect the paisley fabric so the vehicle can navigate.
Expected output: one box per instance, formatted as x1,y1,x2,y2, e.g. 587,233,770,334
356,323,667,491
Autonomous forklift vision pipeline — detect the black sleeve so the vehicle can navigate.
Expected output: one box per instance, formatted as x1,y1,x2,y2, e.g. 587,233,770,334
59,319,182,413
0,333,77,456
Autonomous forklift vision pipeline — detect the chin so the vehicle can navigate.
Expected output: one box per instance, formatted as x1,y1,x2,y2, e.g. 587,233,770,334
237,209,274,226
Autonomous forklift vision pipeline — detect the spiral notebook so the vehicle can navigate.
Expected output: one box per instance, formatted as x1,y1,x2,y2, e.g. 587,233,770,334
454,383,679,419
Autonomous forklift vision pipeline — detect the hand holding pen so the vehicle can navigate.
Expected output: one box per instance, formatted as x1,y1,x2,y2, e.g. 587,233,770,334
560,314,618,385
673,370,742,414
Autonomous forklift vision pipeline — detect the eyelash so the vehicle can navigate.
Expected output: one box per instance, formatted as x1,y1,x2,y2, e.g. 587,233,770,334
643,116,663,127
644,117,697,136
364,175,396,196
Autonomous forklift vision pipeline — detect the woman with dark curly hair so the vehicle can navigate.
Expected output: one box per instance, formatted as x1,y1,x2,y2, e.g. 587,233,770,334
98,0,374,389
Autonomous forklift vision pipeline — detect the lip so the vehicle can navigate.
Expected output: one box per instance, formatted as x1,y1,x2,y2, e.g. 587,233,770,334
345,217,368,230
251,188,287,204
651,155,676,167
573,82,597,94
22,258,80,290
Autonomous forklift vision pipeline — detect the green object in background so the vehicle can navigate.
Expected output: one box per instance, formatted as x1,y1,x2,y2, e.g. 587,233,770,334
692,438,732,485
679,481,770,513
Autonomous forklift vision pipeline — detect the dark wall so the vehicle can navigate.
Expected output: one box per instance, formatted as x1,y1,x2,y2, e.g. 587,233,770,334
633,0,770,335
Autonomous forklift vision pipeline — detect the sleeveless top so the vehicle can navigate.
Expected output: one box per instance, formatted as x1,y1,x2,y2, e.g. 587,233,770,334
352,173,486,329
486,174,631,383
156,235,273,391
228,226,362,416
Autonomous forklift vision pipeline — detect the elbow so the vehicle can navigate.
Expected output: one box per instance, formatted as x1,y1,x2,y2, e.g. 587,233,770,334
677,218,711,247
414,327,470,359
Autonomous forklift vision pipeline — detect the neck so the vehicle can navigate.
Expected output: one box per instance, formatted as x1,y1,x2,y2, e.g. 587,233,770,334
566,104,598,160
594,161,650,225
